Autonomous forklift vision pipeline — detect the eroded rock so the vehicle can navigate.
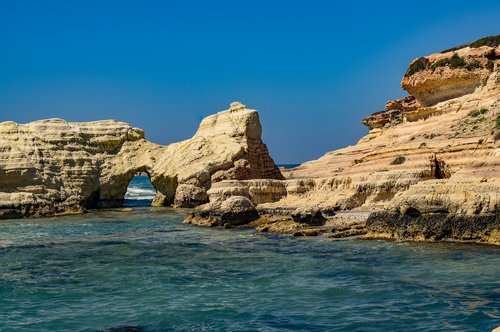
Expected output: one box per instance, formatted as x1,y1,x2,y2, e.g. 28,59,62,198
184,196,258,227
0,102,283,218
190,40,500,243
366,211,500,244
291,207,326,226
401,46,497,106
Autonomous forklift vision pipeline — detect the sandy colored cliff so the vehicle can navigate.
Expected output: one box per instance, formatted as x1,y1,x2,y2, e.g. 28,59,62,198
0,102,282,218
187,37,500,244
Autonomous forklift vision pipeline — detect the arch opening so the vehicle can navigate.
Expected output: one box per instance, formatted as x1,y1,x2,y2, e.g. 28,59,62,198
123,172,157,207
95,167,178,208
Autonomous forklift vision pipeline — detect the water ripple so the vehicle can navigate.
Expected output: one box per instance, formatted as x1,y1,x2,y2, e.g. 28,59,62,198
0,210,498,331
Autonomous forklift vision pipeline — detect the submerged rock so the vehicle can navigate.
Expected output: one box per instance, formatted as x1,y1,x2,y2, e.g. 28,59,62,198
107,325,144,332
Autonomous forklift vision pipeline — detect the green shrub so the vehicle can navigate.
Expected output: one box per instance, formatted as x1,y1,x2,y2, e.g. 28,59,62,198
486,60,494,71
496,114,500,129
495,132,500,141
470,35,500,48
465,61,481,71
431,58,451,70
449,53,467,68
405,57,429,76
431,54,483,72
390,156,406,165
463,117,486,127
431,53,467,70
468,108,489,117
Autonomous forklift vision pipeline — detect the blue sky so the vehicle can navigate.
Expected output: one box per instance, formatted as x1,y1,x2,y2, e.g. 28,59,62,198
0,1,499,163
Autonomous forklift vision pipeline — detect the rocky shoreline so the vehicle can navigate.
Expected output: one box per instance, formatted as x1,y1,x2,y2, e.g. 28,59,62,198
184,202,499,245
1,36,499,245
366,211,499,243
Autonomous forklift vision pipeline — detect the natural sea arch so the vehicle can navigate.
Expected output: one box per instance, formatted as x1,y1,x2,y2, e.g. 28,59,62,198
89,166,178,209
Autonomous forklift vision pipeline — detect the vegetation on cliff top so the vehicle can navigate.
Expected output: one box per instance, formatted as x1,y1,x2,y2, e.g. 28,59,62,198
405,53,484,77
406,54,464,76
405,57,430,76
405,35,499,77
431,53,466,70
469,35,500,48
441,34,500,53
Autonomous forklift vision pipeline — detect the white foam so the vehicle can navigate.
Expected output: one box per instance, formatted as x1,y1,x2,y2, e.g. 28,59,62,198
125,187,156,200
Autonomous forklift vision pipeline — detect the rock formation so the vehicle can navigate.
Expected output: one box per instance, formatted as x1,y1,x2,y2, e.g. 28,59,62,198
184,196,259,228
2,35,499,245
401,46,496,106
187,37,500,245
0,102,283,218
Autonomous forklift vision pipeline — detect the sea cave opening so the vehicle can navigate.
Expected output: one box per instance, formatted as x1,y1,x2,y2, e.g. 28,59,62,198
123,172,157,207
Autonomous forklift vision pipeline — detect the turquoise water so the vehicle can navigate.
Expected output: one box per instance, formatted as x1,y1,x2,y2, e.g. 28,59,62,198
0,177,499,331
0,209,499,331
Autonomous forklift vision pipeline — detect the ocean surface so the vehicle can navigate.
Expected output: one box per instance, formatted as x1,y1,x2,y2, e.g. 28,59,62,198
124,176,157,207
0,177,499,331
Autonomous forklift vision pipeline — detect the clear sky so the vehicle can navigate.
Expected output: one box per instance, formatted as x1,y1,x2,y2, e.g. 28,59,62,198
0,1,499,163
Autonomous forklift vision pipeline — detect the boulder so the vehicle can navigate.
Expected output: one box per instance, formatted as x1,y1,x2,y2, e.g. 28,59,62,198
173,184,209,208
219,196,259,224
184,196,259,227
291,207,326,226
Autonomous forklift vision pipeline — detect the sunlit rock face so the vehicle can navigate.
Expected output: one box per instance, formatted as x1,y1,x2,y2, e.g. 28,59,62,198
187,41,500,244
401,45,498,107
0,102,283,218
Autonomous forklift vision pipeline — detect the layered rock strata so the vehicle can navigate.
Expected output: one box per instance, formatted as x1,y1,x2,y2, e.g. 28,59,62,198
2,37,499,245
0,102,283,218
402,45,497,106
187,40,500,244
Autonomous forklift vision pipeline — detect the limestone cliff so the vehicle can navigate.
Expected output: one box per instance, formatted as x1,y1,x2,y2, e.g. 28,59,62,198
0,102,283,218
401,45,496,106
2,36,499,244
187,37,500,244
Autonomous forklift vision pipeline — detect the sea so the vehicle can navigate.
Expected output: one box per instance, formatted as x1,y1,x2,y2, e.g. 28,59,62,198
0,176,499,331
123,176,157,207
